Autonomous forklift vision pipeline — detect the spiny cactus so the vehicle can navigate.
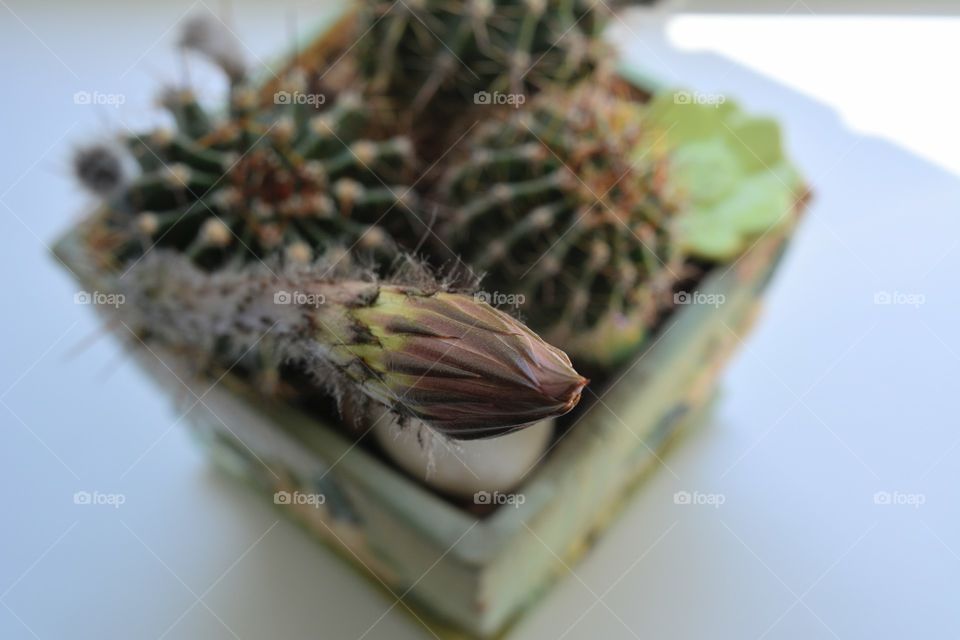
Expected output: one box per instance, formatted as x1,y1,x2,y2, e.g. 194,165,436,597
70,13,589,440
120,251,587,439
74,13,418,272
355,0,612,119
643,90,806,261
428,79,683,369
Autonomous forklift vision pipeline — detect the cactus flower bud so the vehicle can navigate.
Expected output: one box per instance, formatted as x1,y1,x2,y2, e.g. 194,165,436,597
122,254,587,440
345,288,588,439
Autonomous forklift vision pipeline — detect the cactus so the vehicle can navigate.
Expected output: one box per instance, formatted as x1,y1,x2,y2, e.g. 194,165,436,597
428,79,683,369
120,251,587,439
73,13,419,272
70,12,588,439
355,0,612,121
644,90,806,261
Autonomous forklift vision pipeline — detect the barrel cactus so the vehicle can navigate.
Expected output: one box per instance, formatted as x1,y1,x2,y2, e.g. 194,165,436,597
429,79,683,369
73,13,418,272
355,0,612,118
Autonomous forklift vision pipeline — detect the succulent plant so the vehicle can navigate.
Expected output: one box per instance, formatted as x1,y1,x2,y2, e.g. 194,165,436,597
120,251,587,439
427,79,683,369
355,0,612,124
643,90,806,261
73,13,419,272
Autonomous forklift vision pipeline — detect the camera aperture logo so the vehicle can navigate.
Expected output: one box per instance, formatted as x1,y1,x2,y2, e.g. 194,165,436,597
674,290,725,308
474,91,526,108
73,90,126,108
673,490,725,508
474,291,525,308
474,490,525,508
73,490,126,508
273,290,326,307
273,90,326,106
274,490,326,508
74,290,125,308
873,490,925,508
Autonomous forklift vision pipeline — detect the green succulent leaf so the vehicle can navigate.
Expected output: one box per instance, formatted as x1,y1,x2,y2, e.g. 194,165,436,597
645,90,805,262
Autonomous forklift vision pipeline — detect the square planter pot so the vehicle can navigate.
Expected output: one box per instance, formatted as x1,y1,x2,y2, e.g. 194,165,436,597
54,211,795,637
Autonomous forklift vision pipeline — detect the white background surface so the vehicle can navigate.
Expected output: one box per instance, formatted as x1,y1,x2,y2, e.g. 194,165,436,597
2,2,959,638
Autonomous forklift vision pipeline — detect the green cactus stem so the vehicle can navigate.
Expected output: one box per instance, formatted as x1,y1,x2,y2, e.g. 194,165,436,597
73,14,419,272
358,0,610,105
428,79,683,369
